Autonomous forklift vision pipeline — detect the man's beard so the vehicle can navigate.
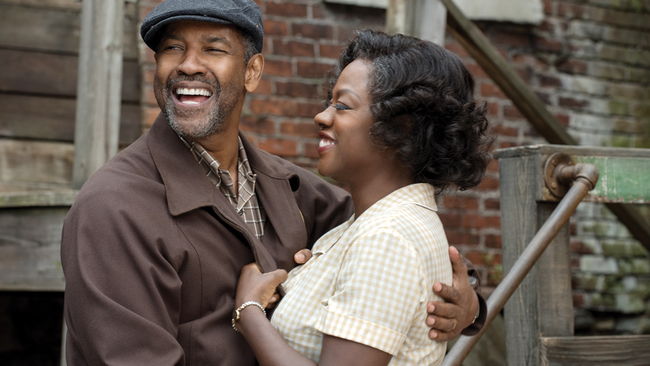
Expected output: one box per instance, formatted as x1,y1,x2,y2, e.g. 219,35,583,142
154,75,238,139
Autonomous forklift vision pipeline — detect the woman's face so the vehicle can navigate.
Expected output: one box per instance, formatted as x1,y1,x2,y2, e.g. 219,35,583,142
314,59,383,185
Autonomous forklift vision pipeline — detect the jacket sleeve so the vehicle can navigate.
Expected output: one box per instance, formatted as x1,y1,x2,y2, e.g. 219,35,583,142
460,258,487,336
61,184,185,366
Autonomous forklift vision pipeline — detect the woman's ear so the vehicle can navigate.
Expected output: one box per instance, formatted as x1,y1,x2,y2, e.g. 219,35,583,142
245,54,264,93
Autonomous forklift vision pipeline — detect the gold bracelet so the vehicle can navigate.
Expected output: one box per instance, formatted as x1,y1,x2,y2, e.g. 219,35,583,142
231,301,266,332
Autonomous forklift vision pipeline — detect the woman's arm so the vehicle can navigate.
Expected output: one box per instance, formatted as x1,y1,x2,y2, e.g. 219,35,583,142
235,264,392,366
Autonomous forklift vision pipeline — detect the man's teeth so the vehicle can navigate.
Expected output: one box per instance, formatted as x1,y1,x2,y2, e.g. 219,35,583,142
319,139,336,148
176,88,212,97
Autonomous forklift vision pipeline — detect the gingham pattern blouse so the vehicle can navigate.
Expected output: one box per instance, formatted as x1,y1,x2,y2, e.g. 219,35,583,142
271,183,452,365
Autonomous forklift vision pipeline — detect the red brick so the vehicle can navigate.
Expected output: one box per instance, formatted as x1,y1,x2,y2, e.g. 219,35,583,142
504,105,524,120
297,61,335,78
239,115,276,134
337,25,360,42
444,41,469,58
557,3,585,18
443,196,479,210
461,214,500,229
249,98,293,116
144,47,156,64
540,75,562,87
485,234,502,249
490,30,530,48
439,213,461,228
480,83,506,99
144,106,161,128
486,268,504,286
292,23,334,40
304,142,320,159
295,101,325,118
485,158,500,174
485,198,500,210
272,40,315,57
475,176,500,191
559,97,589,109
466,62,489,79
498,141,518,149
312,3,326,19
465,251,486,265
263,59,293,77
494,123,518,137
251,78,272,96
570,239,594,255
320,44,344,59
537,20,556,33
486,102,500,117
143,85,157,106
263,20,288,36
572,293,585,308
534,37,564,53
536,91,552,106
280,121,319,138
258,138,298,157
265,2,307,17
543,0,554,16
445,231,481,246
557,59,588,75
276,81,320,99
143,68,155,85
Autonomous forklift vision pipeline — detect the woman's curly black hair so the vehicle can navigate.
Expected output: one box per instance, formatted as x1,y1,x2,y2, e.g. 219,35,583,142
330,29,493,191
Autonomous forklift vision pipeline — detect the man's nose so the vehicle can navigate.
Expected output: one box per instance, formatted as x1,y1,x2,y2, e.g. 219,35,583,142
177,50,207,76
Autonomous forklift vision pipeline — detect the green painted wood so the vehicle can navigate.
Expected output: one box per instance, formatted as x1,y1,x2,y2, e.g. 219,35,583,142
574,156,650,203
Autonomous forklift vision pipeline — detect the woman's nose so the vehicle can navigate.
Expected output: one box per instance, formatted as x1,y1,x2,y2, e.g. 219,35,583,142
314,106,333,128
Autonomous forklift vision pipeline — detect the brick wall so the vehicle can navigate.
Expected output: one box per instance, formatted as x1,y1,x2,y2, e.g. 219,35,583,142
137,0,650,334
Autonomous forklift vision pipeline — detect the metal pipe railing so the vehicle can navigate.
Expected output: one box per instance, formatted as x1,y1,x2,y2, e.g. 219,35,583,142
442,162,599,366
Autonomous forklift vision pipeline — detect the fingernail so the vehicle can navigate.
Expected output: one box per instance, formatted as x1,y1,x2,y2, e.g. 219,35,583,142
296,254,305,262
434,283,442,292
431,331,438,339
427,317,435,326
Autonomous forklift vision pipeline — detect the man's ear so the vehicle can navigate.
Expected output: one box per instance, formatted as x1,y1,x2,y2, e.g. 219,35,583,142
244,53,264,93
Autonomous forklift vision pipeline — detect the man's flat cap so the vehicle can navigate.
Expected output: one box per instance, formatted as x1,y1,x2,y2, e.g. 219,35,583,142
141,0,264,53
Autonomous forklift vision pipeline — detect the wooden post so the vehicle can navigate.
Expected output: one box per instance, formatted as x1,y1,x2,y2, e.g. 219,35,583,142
386,0,447,45
496,147,574,366
72,0,125,189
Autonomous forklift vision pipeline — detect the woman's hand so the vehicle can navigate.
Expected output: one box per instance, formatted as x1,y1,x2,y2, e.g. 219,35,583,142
236,263,288,309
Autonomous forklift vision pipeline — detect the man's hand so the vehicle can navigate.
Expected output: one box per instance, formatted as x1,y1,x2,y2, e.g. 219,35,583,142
426,246,480,341
294,249,313,264
236,263,288,309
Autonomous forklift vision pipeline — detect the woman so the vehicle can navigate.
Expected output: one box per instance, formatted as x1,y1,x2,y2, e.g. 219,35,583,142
233,29,491,366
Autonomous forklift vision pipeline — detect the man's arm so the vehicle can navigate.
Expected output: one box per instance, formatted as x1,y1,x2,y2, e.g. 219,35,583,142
426,246,487,341
61,187,185,365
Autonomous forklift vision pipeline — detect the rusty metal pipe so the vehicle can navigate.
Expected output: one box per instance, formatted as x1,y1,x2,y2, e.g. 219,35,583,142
442,167,598,366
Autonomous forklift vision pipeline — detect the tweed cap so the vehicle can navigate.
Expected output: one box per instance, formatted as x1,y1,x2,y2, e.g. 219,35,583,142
141,0,264,53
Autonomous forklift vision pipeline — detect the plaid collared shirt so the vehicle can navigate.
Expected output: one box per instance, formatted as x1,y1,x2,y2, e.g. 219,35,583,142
179,135,266,238
270,184,451,365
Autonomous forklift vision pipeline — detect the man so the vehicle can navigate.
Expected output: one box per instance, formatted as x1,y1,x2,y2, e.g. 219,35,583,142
61,0,484,364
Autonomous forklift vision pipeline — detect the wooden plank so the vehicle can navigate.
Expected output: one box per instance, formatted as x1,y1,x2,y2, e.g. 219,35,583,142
0,139,74,186
537,203,574,337
386,0,447,45
0,2,138,58
0,95,141,144
72,0,126,188
0,206,68,291
540,335,650,366
1,0,82,9
495,145,650,250
574,156,650,203
0,49,139,102
0,188,78,208
499,154,544,366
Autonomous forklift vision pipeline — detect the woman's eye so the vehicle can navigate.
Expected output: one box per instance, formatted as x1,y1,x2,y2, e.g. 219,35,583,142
334,103,350,111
